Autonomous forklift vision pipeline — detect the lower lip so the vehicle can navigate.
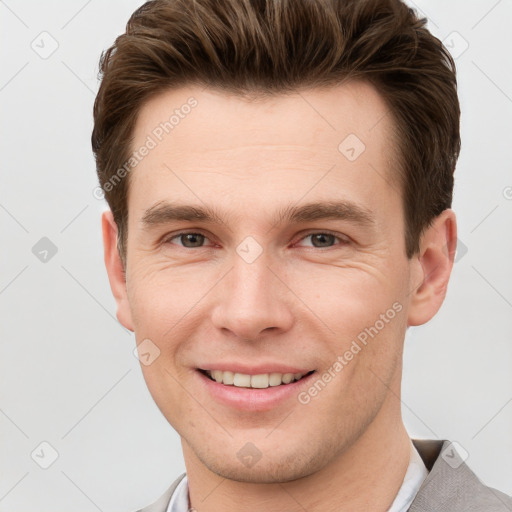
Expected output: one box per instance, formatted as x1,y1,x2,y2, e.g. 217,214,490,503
196,370,317,412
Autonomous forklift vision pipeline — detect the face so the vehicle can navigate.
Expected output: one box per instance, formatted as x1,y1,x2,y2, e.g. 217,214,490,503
105,82,443,483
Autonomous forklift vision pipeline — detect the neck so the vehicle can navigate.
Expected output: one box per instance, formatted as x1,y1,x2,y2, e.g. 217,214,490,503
182,395,412,511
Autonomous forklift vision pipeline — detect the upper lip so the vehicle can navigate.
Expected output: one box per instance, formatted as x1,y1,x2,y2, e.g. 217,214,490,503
197,363,314,375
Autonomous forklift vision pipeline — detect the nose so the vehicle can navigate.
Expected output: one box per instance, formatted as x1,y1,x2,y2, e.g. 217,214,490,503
210,249,294,341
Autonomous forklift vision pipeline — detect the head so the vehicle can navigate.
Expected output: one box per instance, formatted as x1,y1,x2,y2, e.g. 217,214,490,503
94,0,460,483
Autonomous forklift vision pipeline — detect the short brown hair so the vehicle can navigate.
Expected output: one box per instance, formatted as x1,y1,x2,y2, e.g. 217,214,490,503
92,0,460,266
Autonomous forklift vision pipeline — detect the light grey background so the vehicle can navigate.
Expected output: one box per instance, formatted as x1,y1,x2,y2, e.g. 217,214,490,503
1,0,511,510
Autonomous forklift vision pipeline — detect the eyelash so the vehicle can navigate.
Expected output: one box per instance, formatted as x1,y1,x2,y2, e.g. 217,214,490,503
162,230,350,250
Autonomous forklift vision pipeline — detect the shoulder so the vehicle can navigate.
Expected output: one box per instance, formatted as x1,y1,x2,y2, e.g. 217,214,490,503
410,439,512,511
133,473,186,512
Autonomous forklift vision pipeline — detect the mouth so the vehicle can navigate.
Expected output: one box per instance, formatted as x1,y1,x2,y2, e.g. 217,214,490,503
198,368,316,389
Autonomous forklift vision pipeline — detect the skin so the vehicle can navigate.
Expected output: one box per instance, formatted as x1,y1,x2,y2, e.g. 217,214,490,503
103,82,457,511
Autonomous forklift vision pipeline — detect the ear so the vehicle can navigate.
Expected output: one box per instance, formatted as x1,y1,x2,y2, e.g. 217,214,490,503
102,210,134,331
407,208,457,327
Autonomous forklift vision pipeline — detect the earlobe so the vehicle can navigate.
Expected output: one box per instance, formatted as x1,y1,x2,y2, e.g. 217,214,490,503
102,210,134,331
407,209,457,327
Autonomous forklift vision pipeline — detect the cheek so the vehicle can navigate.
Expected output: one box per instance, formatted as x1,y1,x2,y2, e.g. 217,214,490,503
138,361,188,428
289,262,403,329
127,266,209,384
126,261,195,331
290,265,407,390
127,248,407,348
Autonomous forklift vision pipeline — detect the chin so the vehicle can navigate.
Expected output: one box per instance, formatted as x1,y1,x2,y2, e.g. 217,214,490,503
191,435,339,484
204,458,314,484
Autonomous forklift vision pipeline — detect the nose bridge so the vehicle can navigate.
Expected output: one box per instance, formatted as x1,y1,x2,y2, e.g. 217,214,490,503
228,234,274,294
233,245,273,302
211,237,293,340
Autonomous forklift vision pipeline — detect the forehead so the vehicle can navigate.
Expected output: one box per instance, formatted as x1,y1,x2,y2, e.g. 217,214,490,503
128,81,400,222
133,80,393,155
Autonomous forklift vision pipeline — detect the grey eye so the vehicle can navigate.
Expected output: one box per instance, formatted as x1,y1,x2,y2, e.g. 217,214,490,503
306,233,337,248
178,233,206,248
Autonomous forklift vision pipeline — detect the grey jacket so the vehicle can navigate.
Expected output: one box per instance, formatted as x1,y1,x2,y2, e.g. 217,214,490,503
137,439,512,511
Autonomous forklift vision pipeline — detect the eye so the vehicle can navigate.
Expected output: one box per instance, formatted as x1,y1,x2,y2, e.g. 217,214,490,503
295,231,349,249
162,230,349,250
163,231,214,248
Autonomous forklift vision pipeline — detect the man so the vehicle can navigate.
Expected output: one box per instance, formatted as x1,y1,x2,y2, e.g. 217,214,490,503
92,0,512,510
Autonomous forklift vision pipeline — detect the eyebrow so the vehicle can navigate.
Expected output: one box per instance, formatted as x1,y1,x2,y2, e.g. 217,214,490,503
141,200,376,229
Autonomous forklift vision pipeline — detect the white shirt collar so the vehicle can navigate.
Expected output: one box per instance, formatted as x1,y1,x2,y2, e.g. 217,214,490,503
387,439,429,512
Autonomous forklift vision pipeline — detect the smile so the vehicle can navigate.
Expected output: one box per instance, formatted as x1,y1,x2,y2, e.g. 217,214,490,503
200,369,315,388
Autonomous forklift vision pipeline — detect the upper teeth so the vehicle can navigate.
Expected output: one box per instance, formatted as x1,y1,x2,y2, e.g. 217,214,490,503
205,370,306,388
